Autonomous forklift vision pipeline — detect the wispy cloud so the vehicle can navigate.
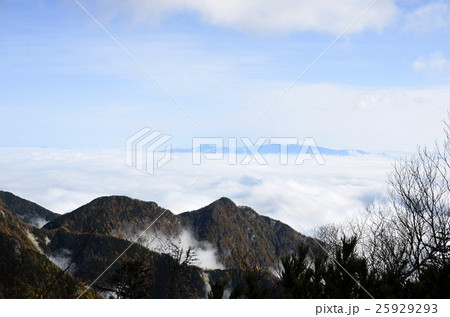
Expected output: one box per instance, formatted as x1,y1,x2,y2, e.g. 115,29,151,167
49,248,76,274
95,0,397,35
413,51,450,72
404,1,450,32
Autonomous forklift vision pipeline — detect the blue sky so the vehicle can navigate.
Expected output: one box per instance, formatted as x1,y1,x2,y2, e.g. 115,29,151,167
1,0,450,152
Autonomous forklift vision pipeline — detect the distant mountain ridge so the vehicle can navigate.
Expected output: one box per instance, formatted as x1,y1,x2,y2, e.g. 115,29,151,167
171,144,368,156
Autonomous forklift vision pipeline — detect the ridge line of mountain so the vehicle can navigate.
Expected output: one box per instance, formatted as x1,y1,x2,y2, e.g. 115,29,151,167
2,191,314,270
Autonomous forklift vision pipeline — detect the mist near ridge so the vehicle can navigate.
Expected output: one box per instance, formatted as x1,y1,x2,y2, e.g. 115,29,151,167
127,228,224,270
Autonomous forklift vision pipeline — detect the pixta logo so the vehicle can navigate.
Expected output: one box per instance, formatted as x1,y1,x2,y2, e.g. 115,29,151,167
126,128,326,175
192,137,325,165
126,127,172,175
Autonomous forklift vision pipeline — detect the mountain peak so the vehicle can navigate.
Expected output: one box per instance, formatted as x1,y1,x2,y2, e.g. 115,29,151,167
42,195,172,236
178,196,306,268
90,195,153,204
210,197,236,208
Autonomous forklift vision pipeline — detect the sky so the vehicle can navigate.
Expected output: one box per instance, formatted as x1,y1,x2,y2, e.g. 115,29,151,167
1,0,450,151
1,0,450,230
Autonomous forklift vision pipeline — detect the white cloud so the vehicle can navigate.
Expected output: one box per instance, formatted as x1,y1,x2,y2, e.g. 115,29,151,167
404,1,450,32
97,0,397,34
413,51,450,72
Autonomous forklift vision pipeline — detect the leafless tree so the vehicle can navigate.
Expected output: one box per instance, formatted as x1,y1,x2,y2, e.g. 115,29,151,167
314,222,345,254
354,117,450,280
319,116,450,282
388,144,450,276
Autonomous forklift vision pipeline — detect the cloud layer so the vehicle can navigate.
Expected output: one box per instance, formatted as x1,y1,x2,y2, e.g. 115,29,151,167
0,147,395,233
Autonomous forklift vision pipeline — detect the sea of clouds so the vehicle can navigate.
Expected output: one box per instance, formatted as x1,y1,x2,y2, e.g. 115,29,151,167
0,147,397,235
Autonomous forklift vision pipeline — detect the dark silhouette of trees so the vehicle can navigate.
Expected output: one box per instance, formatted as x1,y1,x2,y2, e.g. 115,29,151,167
100,257,155,299
164,243,198,298
208,276,230,299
